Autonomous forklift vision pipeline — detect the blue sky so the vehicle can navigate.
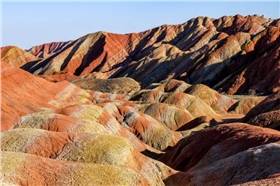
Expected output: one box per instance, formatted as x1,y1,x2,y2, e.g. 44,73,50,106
1,1,279,49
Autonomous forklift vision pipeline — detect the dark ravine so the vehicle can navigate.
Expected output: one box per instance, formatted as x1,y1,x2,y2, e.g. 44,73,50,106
1,14,280,185
2,14,279,95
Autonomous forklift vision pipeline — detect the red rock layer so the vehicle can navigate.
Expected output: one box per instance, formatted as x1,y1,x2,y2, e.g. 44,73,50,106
159,123,280,172
4,15,277,95
1,14,280,186
1,62,92,116
1,46,40,67
27,41,73,58
244,90,280,122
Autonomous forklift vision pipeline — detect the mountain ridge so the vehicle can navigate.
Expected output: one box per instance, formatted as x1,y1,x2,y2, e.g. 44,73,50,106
2,14,279,95
1,14,280,185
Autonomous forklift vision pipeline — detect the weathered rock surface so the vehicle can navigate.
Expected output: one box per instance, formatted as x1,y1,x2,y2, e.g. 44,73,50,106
159,124,280,172
28,41,73,58
1,151,149,186
131,89,221,119
2,15,278,95
235,174,280,186
170,142,280,186
176,116,215,131
0,128,176,185
1,62,92,116
249,110,280,129
159,124,280,185
1,46,40,67
244,90,280,122
150,79,192,92
228,96,266,114
185,84,237,113
138,103,193,130
70,77,140,95
1,14,280,186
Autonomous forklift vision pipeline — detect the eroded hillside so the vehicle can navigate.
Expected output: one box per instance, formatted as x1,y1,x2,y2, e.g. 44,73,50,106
1,14,280,185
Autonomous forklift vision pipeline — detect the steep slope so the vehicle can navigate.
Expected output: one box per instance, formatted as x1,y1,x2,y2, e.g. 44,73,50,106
1,46,40,67
159,123,280,172
159,124,280,185
4,14,278,95
171,142,280,186
1,14,280,186
27,41,73,58
1,62,92,116
244,90,280,122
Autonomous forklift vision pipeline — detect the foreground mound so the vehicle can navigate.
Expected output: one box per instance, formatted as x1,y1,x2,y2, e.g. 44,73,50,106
160,124,280,185
1,151,147,185
1,14,280,186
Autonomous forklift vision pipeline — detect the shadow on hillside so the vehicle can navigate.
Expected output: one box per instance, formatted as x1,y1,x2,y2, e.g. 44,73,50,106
108,26,168,78
74,35,106,76
20,40,77,74
141,149,163,160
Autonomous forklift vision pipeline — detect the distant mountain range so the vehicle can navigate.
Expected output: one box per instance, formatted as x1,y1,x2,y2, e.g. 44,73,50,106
2,14,280,95
1,14,280,185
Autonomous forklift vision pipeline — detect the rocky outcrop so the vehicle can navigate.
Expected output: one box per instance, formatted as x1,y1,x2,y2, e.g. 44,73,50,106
27,41,73,58
176,116,215,131
131,90,221,119
1,151,152,186
3,15,278,95
150,79,192,92
138,103,193,130
160,124,280,185
249,110,280,129
159,124,280,172
228,96,266,114
168,142,280,186
70,77,140,95
185,84,237,113
244,90,280,122
1,14,280,186
1,62,92,116
1,46,40,67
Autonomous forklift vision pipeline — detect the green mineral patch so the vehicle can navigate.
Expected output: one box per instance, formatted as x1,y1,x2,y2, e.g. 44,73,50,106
1,151,145,186
1,128,44,152
59,134,134,167
71,163,143,186
1,151,25,174
70,105,104,121
15,109,55,129
72,119,107,134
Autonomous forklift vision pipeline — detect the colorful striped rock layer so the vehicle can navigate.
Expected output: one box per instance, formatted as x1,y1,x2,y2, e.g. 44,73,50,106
1,14,280,185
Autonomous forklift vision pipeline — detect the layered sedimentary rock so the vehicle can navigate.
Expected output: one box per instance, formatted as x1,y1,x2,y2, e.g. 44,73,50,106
244,90,280,122
167,142,280,186
3,14,278,95
1,62,92,116
159,124,280,185
228,96,266,114
0,128,176,185
70,77,140,95
1,14,280,186
249,110,280,129
159,124,280,171
1,46,40,67
28,41,73,58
